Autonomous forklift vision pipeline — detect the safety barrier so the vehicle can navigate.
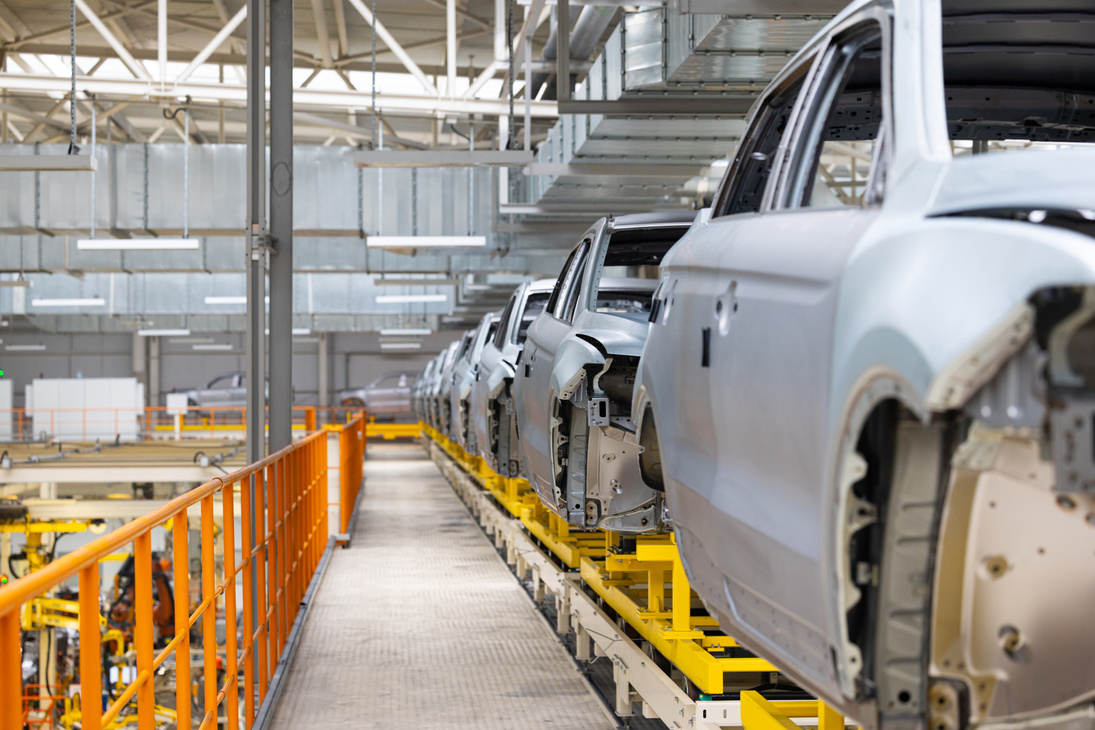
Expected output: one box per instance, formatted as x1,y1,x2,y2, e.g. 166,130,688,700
338,415,366,535
0,405,366,442
0,424,336,730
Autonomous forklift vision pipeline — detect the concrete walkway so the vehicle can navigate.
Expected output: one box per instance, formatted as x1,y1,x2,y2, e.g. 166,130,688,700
268,444,616,730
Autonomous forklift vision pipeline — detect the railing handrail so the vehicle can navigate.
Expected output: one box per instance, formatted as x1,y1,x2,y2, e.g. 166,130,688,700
0,420,351,617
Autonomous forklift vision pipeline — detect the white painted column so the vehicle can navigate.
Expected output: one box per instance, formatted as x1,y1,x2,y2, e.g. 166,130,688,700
318,333,329,409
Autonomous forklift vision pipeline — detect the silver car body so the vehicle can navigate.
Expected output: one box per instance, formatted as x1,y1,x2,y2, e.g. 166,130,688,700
634,1,1095,729
449,312,502,453
471,279,556,477
427,341,460,432
437,332,473,438
515,212,695,533
412,358,437,422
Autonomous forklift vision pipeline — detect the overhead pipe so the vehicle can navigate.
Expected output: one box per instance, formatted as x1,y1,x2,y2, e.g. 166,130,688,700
533,4,616,100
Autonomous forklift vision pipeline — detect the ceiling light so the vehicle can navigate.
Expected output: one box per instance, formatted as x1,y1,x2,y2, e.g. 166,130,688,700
138,328,190,337
204,296,247,305
380,342,422,350
379,328,432,336
0,279,31,288
170,337,213,344
367,236,486,248
5,344,46,351
262,328,313,336
375,277,458,286
193,343,233,351
375,294,448,304
77,238,200,251
31,298,105,307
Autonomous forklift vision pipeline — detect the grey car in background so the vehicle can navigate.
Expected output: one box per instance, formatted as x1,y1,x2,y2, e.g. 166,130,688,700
514,212,695,534
471,279,555,477
437,332,472,438
633,1,1095,729
338,371,416,420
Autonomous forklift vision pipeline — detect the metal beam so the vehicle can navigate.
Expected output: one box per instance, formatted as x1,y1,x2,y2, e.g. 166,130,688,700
73,0,152,81
3,1,157,51
157,0,166,85
446,0,457,94
332,0,349,57
269,0,294,452
354,149,534,167
345,0,441,96
311,0,334,68
246,0,267,464
175,5,248,85
0,72,559,118
557,97,755,115
677,0,844,13
557,0,570,102
526,162,715,177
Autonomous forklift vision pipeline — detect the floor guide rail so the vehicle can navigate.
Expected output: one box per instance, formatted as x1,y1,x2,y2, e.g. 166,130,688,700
422,424,849,730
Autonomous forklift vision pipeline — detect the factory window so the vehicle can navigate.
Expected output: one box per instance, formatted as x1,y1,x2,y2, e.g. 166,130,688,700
787,22,887,209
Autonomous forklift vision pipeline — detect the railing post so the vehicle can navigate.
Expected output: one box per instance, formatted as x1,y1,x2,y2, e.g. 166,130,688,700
240,475,255,726
79,563,102,730
305,407,316,432
254,467,268,703
201,494,218,725
173,510,191,730
134,532,155,729
0,609,21,730
222,482,241,730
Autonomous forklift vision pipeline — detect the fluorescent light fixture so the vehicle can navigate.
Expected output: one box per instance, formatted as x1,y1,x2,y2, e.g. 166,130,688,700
77,238,200,251
31,298,105,307
380,342,422,350
367,236,486,249
375,294,448,304
138,328,190,337
170,337,213,344
379,328,432,336
193,343,233,351
0,280,31,288
262,328,313,336
6,344,46,351
204,296,247,305
375,277,458,286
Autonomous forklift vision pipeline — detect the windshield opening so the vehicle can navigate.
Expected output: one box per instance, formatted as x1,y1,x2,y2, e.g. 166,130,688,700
516,293,550,345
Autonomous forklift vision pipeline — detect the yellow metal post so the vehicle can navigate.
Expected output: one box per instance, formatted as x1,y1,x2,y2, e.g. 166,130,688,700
819,701,845,730
742,691,800,730
672,551,690,632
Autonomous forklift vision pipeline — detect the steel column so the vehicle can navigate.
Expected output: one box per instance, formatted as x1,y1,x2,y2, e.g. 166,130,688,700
246,0,267,465
556,0,569,102
268,0,294,452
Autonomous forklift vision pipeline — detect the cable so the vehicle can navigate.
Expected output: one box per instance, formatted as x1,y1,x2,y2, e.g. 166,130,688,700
68,0,77,154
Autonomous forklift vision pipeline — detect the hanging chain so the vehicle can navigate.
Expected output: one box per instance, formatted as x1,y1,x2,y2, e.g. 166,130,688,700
371,0,378,148
69,0,77,153
507,0,514,150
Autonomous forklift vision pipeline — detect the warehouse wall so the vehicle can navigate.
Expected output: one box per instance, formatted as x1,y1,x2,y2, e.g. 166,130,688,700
0,330,462,408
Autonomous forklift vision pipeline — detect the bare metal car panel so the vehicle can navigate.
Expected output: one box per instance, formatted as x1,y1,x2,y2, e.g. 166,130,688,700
516,212,695,532
471,279,555,476
633,1,1095,729
429,340,461,433
449,312,501,452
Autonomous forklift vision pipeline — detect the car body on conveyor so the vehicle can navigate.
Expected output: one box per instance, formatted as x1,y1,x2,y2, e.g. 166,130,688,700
427,340,460,433
412,358,437,423
437,331,473,439
515,211,695,534
471,278,555,477
449,311,502,454
632,1,1095,729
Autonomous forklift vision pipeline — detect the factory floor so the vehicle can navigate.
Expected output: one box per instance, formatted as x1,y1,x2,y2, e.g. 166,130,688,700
268,443,616,730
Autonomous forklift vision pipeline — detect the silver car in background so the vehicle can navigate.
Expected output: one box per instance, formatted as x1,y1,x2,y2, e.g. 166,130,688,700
515,212,695,534
449,312,502,453
412,358,438,422
338,371,415,420
427,341,460,432
471,279,555,477
634,1,1095,729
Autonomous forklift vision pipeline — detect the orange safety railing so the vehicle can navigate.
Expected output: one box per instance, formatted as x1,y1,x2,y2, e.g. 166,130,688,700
338,413,366,535
0,405,350,442
0,424,336,730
